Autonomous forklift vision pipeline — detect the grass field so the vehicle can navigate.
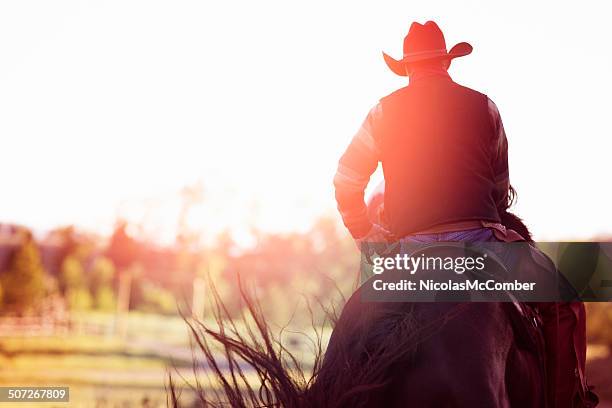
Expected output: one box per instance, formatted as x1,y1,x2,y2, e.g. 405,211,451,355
0,311,325,407
0,336,182,407
1,311,610,407
0,312,191,407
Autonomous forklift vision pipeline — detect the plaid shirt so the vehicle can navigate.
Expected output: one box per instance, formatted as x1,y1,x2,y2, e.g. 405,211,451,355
334,76,509,239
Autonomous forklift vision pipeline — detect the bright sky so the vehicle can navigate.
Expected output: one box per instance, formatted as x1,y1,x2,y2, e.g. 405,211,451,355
1,0,610,243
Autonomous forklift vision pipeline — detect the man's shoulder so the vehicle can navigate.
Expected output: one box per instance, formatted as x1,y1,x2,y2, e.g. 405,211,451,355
380,81,489,103
453,82,488,99
379,85,411,104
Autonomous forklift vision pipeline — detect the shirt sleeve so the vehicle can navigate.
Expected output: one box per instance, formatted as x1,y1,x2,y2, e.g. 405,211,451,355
333,104,383,239
487,98,510,209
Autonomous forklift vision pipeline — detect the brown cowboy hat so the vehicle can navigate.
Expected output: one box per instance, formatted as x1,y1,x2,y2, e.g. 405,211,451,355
383,21,472,76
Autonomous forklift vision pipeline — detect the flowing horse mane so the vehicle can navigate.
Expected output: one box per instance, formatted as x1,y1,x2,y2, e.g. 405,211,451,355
168,278,469,408
499,184,532,242
167,279,342,407
168,280,312,407
168,183,534,407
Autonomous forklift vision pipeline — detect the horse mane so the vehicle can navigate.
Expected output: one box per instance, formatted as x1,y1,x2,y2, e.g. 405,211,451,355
167,277,441,408
499,210,532,242
499,185,533,242
168,279,310,407
168,184,534,407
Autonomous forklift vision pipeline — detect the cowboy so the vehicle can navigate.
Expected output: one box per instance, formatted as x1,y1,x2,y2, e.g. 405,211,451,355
333,21,595,407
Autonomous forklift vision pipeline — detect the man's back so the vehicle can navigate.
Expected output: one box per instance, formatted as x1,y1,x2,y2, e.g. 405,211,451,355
379,76,500,236
333,70,509,241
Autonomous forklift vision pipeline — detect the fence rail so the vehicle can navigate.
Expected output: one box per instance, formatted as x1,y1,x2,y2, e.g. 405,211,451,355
0,315,115,337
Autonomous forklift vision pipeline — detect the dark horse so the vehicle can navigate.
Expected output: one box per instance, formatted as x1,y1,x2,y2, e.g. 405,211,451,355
169,184,547,407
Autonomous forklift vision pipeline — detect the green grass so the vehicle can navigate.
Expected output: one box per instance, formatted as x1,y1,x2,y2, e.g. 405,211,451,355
0,310,327,406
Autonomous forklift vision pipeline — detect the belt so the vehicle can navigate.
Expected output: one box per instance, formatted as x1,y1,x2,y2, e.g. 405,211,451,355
410,220,487,235
407,220,526,242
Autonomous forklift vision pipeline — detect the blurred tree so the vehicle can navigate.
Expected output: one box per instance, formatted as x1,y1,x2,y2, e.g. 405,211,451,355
106,221,140,270
53,226,78,259
65,287,93,311
60,255,85,290
136,280,176,315
0,232,46,314
94,286,116,311
60,255,92,310
106,222,139,333
89,256,116,311
90,256,115,286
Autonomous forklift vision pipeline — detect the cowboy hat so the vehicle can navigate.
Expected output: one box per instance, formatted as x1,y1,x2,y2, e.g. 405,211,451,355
383,21,472,76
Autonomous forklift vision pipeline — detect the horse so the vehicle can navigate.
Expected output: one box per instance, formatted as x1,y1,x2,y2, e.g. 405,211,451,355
169,183,548,407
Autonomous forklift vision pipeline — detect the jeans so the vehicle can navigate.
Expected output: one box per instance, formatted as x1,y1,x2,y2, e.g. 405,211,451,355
400,227,494,243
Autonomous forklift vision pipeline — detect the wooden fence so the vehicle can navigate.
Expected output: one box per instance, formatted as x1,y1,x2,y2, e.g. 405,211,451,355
0,314,115,337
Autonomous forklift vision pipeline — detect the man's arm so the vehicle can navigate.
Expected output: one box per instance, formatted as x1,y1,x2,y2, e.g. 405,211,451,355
333,104,382,239
488,98,510,209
